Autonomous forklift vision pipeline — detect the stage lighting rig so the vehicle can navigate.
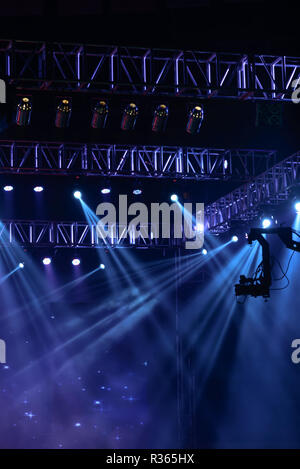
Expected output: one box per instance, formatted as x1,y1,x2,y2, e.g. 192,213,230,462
16,97,32,126
235,227,300,298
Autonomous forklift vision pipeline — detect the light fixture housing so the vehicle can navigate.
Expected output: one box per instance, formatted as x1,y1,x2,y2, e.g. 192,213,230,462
152,104,168,132
55,98,72,128
186,105,204,134
16,97,32,126
121,103,138,131
91,100,108,129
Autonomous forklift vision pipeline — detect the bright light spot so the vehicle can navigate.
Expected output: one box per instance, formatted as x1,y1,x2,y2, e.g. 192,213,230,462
99,263,105,270
18,262,25,269
224,159,228,170
170,194,178,202
74,422,81,427
73,191,82,199
262,218,272,229
34,186,44,192
295,201,300,213
3,185,13,192
195,223,204,232
101,188,111,194
72,258,80,266
133,189,142,195
42,257,51,265
232,235,238,242
202,248,208,255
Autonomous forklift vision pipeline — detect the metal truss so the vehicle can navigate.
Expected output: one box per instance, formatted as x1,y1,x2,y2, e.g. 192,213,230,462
1,40,300,100
206,150,300,232
0,220,187,249
0,140,276,180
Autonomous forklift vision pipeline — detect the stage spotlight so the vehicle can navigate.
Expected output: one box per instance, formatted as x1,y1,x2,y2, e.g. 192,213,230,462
72,258,80,266
18,262,25,269
295,201,300,213
55,98,72,128
232,235,238,242
152,104,168,132
101,188,111,194
121,103,138,131
133,189,142,195
170,194,178,202
42,257,51,265
34,186,44,193
99,263,105,270
16,97,32,126
91,100,108,129
202,248,208,255
262,218,272,229
186,105,204,134
3,185,13,192
73,191,82,199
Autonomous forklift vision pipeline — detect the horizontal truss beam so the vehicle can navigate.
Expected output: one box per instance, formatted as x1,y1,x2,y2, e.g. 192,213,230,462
0,141,277,180
0,220,188,249
0,40,299,100
206,150,300,232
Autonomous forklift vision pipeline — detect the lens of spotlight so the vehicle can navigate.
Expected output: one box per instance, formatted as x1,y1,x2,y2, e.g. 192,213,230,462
202,249,208,255
55,98,72,128
152,104,168,132
170,194,178,202
121,103,138,131
99,263,105,270
262,218,272,229
42,257,51,265
73,191,82,199
72,258,80,266
186,105,204,134
232,235,238,242
16,97,32,126
18,262,25,269
91,100,108,129
34,186,44,192
295,201,300,213
3,185,13,192
101,188,111,194
133,189,142,195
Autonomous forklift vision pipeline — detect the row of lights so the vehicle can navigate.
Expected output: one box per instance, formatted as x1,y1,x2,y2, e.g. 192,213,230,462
16,97,204,134
3,186,142,195
19,260,106,268
3,185,44,192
